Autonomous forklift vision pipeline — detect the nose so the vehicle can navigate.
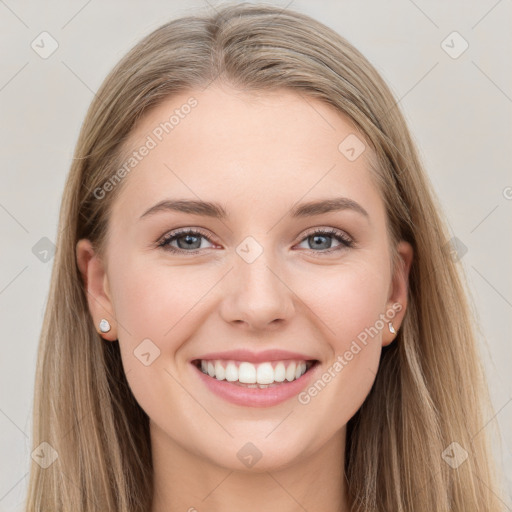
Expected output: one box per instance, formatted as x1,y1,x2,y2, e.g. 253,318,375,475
219,244,295,332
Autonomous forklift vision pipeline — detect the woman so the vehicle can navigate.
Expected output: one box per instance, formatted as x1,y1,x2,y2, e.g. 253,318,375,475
25,3,503,511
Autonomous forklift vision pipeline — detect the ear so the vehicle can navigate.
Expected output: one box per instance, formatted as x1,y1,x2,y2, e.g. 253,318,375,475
76,239,117,341
382,240,413,347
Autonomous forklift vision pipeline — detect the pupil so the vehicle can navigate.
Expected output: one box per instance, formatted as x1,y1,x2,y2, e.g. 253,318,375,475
311,234,331,250
178,234,200,250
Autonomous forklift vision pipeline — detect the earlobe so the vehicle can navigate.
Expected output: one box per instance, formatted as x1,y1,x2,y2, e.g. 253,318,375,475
382,240,413,346
76,239,117,341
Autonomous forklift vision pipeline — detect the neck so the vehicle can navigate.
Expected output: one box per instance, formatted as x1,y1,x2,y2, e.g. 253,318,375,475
150,423,350,512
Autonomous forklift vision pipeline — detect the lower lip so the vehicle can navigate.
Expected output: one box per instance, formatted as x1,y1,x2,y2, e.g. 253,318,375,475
191,362,319,407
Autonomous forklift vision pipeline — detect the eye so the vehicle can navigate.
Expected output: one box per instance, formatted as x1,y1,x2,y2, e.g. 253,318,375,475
295,227,354,253
157,228,216,254
156,227,354,255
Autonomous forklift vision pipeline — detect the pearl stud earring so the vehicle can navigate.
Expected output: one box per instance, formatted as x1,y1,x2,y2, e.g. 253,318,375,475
388,322,396,334
99,319,111,333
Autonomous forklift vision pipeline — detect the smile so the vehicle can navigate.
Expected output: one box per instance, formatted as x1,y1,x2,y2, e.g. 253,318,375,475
191,356,320,407
195,359,315,387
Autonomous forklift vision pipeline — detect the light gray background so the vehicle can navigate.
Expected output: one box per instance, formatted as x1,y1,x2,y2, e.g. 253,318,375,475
1,1,511,510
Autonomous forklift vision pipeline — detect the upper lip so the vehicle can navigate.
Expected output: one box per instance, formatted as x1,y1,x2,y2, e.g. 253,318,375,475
192,349,318,364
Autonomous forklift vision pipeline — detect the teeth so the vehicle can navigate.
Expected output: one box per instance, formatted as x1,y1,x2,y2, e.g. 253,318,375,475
215,361,225,381
256,362,274,384
197,359,311,385
225,362,238,382
274,362,286,382
285,362,296,382
239,362,256,384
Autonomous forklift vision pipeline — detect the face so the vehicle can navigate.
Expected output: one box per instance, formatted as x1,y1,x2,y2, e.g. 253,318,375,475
77,84,412,472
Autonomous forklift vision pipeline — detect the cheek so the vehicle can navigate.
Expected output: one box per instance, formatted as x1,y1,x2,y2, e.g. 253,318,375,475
106,271,200,453
106,253,219,405
291,259,389,427
298,258,390,349
109,251,214,344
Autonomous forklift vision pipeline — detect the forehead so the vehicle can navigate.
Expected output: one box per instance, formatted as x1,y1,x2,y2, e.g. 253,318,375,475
110,84,383,224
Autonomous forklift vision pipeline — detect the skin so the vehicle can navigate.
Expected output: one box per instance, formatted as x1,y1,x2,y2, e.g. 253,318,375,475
76,83,412,512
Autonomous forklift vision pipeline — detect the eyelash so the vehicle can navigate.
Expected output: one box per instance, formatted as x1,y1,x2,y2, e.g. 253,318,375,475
156,227,355,255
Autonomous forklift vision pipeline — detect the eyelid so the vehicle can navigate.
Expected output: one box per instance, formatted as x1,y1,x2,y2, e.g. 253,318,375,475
299,226,354,244
156,227,217,251
293,226,355,254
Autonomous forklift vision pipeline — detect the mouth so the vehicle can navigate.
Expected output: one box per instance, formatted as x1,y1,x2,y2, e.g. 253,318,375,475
191,358,320,389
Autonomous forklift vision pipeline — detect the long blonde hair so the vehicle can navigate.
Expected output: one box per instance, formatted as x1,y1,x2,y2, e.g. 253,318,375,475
26,3,503,511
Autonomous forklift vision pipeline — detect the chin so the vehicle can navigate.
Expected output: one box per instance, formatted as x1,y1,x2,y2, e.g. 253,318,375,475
201,435,313,473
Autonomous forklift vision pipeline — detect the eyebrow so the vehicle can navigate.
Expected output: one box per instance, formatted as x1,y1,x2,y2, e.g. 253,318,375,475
139,197,369,220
